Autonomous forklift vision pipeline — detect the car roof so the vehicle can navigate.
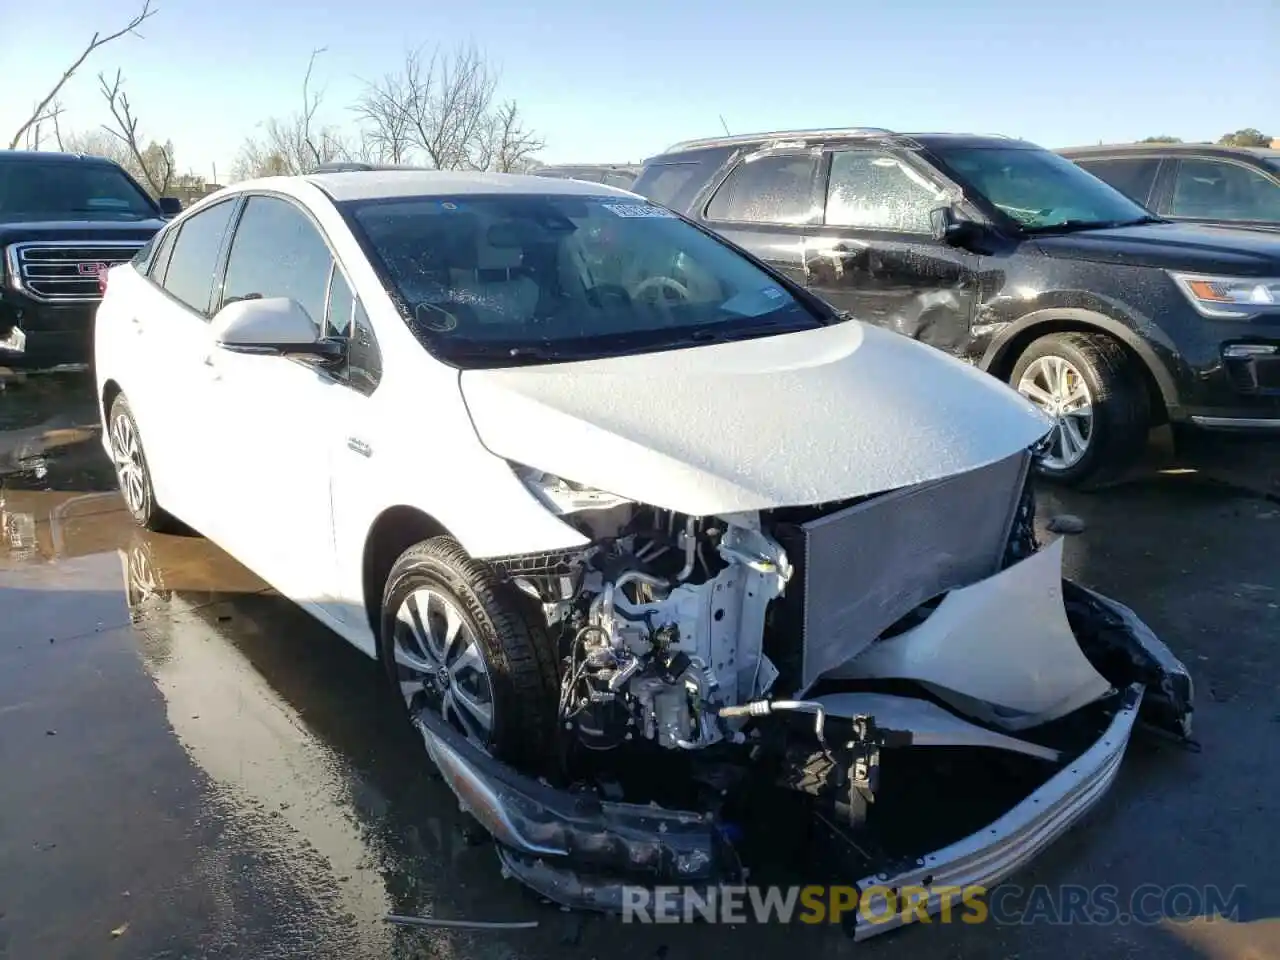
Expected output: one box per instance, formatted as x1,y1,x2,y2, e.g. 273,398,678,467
0,150,122,166
534,163,642,174
1059,142,1280,160
300,169,637,202
651,129,1038,160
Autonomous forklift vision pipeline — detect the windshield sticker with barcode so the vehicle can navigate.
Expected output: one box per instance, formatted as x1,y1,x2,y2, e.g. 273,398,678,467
600,203,676,218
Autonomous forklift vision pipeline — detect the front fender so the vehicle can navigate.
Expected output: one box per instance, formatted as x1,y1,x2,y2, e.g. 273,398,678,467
980,306,1181,413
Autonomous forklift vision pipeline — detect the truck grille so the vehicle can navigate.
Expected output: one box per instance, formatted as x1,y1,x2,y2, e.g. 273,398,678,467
9,241,144,303
768,449,1032,693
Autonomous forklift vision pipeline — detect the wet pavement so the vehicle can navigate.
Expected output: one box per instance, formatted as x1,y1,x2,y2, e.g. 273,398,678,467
1,368,1279,960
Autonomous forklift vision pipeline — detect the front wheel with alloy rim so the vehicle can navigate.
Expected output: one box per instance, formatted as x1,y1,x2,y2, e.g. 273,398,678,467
1010,331,1151,487
379,536,559,768
107,395,175,531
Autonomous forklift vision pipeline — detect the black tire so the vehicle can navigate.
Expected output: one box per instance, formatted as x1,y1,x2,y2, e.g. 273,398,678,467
379,536,559,769
1010,332,1150,487
106,394,177,531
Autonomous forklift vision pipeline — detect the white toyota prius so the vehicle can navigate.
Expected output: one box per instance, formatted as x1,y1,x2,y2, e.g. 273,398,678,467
95,170,1192,936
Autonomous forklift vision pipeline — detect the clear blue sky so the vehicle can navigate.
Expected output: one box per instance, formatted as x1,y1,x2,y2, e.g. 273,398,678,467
2,0,1276,182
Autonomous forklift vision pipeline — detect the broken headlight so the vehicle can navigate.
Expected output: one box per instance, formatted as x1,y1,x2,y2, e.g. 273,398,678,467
509,463,633,516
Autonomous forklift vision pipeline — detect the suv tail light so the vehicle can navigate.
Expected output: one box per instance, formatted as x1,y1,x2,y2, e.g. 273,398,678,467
97,266,109,296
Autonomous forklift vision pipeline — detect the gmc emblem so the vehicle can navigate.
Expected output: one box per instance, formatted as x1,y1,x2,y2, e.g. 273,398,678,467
77,262,109,276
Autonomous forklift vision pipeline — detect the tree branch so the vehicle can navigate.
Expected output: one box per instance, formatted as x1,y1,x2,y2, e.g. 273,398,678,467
99,69,173,195
7,0,157,150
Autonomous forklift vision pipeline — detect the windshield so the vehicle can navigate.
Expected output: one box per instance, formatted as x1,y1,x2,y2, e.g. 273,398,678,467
0,160,157,220
930,145,1154,231
345,194,824,364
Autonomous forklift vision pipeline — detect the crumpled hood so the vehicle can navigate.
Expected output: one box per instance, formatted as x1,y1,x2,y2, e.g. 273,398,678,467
459,321,1050,516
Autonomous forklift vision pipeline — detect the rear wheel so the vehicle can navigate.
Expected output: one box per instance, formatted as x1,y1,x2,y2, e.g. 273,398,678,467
1011,332,1150,486
379,536,558,768
107,395,176,531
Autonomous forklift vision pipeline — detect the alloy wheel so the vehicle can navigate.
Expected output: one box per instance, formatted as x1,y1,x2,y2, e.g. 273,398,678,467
1017,355,1095,471
392,587,495,745
110,412,147,516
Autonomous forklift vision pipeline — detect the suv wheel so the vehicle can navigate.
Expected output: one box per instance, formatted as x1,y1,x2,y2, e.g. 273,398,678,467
1010,332,1150,486
379,536,558,768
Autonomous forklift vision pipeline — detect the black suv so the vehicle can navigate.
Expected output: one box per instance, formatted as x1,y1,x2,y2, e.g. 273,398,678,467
1,151,179,368
1059,143,1280,233
632,129,1280,484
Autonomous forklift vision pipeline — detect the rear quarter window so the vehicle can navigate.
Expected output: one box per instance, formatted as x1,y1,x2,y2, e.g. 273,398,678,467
704,152,820,225
632,156,719,212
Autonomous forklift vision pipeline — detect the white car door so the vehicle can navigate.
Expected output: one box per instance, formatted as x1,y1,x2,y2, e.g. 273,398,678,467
201,194,345,606
319,287,386,642
120,198,240,536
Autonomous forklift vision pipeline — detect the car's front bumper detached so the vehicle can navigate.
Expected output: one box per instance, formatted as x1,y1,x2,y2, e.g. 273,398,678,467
412,562,1191,937
847,684,1143,939
416,709,742,895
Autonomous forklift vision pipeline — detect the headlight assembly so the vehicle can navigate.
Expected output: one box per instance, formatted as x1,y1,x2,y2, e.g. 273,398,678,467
508,463,632,516
1170,272,1280,319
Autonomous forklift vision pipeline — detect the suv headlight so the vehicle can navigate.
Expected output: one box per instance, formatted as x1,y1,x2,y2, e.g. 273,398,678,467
1170,272,1280,319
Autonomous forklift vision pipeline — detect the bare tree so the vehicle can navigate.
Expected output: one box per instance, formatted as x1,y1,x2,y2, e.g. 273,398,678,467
98,69,175,194
400,44,497,169
61,128,130,164
232,49,354,179
473,100,543,173
351,70,415,164
7,0,157,150
20,99,66,151
352,43,542,173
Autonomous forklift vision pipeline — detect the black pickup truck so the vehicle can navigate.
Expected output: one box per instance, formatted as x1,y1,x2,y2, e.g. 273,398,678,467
1,151,180,368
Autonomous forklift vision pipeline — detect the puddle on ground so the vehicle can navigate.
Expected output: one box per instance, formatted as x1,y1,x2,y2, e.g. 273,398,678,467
1,369,113,493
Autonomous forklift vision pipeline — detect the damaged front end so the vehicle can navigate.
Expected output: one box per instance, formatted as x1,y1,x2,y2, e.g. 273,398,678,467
411,448,1193,936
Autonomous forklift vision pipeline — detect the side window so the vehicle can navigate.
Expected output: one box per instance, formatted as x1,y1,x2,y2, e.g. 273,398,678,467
130,235,157,272
159,199,237,315
221,195,333,330
323,264,382,395
632,160,710,210
823,150,947,233
348,301,383,397
705,153,819,224
1076,157,1161,206
145,226,178,283
1169,159,1280,222
325,265,354,339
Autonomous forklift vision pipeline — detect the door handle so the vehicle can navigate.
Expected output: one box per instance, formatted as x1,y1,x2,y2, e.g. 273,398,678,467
347,437,372,458
814,242,859,256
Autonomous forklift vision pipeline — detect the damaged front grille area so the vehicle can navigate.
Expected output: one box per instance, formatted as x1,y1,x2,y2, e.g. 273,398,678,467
765,450,1033,694
487,548,587,603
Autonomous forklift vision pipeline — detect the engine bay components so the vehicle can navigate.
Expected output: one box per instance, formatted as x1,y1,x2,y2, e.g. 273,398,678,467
535,504,792,755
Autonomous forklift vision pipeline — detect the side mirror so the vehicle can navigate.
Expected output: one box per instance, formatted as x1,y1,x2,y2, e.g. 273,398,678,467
929,204,980,246
211,297,344,362
157,196,183,217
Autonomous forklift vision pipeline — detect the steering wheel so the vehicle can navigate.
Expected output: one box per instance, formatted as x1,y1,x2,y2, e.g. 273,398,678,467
628,275,691,309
